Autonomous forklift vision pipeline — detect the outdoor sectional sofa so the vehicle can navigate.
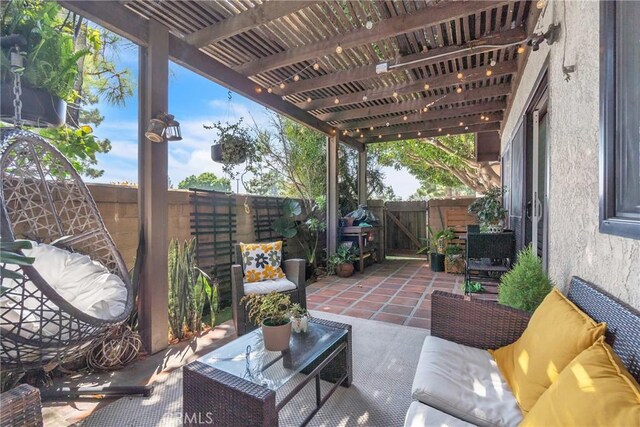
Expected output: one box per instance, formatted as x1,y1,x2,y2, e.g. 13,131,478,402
404,276,640,426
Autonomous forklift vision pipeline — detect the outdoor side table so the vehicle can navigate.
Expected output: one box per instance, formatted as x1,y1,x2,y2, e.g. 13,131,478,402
183,318,352,427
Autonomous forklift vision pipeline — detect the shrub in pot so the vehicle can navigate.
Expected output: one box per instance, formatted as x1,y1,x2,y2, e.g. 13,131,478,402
468,187,507,233
207,119,255,176
418,227,455,272
498,245,553,313
241,292,292,351
327,245,357,278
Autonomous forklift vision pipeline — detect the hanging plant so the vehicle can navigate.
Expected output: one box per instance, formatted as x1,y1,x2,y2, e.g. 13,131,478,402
206,118,256,177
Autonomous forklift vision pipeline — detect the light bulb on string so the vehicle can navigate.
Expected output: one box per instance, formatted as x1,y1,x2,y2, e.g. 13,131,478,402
334,98,340,104
267,87,273,93
293,74,300,82
459,121,464,126
490,59,497,67
255,86,262,93
424,83,430,90
465,126,469,130
370,126,374,130
397,133,402,138
365,20,373,30
313,63,320,70
392,91,398,97
456,87,463,94
417,132,422,136
355,128,360,133
517,46,525,54
378,135,382,139
362,95,368,102
336,44,343,54
438,128,442,132
403,115,408,121
486,69,493,77
457,72,463,79
423,107,428,112
360,134,364,138
279,82,286,89
386,122,390,127
306,97,312,103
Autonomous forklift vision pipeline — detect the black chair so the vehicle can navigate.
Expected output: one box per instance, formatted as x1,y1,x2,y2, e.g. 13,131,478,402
231,244,306,335
465,231,515,300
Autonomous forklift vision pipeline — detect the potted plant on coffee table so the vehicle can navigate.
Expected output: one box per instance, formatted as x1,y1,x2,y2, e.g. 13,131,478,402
468,187,507,233
327,245,357,278
241,292,293,351
289,303,309,333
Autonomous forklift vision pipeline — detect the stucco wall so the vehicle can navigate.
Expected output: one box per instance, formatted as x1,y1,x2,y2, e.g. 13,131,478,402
501,0,640,308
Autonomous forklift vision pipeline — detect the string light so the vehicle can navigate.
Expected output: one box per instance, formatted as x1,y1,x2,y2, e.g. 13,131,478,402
486,69,493,76
336,44,343,54
362,95,368,102
356,128,360,132
378,135,382,139
417,132,422,136
334,98,340,104
306,97,312,103
279,82,286,89
459,121,464,126
360,134,364,138
255,87,263,93
457,72,463,79
424,83,430,90
267,87,273,93
403,115,408,121
490,59,497,67
536,0,546,9
397,133,402,138
293,74,300,82
456,87,463,93
485,116,490,121
365,20,373,30
370,126,374,130
480,115,485,120
517,46,525,54
465,126,469,130
313,63,320,70
392,91,398,97
438,128,442,132
343,130,348,135
386,122,390,127
423,107,428,112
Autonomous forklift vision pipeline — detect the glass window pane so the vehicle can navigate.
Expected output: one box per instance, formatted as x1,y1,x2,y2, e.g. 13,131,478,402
615,2,640,220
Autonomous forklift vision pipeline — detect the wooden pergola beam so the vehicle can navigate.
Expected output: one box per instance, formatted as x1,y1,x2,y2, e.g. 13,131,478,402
336,100,507,130
185,1,318,48
353,113,503,138
317,84,511,122
238,1,507,76
362,123,500,144
58,1,364,152
278,28,525,96
298,61,517,111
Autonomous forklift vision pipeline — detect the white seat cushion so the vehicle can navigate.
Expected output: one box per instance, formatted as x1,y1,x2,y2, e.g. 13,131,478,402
405,401,476,427
243,277,296,295
411,336,522,427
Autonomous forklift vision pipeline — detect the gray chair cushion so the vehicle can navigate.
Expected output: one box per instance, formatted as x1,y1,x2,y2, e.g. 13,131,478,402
404,401,476,427
411,336,522,427
243,278,296,295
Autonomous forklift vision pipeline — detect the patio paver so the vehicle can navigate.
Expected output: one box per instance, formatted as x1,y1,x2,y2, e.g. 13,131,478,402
307,258,464,329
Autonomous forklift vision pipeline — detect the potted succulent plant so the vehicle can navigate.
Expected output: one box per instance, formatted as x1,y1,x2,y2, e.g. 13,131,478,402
327,245,357,278
241,292,292,351
207,119,255,175
468,187,507,233
289,303,309,333
0,2,90,127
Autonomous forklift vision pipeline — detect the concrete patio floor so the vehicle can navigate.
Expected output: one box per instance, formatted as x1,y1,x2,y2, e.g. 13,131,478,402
307,258,464,329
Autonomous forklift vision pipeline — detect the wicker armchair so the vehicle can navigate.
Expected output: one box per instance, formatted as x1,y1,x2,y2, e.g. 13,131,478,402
0,384,43,427
231,244,306,336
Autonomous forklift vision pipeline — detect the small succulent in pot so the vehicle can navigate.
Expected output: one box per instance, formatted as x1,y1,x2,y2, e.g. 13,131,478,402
327,245,357,277
207,118,256,177
289,303,309,333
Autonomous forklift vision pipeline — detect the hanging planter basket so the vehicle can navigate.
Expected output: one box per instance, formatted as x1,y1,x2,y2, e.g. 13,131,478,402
211,142,247,165
0,82,66,128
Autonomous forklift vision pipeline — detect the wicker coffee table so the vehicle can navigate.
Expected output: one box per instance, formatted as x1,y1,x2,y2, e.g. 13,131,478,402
183,318,352,427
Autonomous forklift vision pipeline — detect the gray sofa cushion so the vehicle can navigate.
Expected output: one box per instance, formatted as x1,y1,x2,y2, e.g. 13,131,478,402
411,336,522,427
404,401,476,427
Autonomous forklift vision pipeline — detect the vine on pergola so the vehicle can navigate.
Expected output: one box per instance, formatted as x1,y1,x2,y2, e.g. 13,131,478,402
372,133,501,194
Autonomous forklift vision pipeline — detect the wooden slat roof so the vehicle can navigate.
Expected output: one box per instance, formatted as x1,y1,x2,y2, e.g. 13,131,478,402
87,0,541,145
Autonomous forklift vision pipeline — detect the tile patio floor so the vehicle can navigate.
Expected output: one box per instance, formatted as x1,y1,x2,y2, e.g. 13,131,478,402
307,258,464,329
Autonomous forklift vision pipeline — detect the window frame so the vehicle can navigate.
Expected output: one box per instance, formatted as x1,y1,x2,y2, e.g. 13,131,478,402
599,0,640,240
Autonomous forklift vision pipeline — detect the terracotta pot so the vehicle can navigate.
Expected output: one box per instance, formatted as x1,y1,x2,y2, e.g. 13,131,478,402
336,263,354,278
342,217,355,227
261,319,291,351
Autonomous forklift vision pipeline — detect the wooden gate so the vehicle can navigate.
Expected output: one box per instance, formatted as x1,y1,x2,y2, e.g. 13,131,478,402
384,201,427,256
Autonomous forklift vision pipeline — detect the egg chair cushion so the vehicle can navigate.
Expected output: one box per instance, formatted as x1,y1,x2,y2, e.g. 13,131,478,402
1,241,128,337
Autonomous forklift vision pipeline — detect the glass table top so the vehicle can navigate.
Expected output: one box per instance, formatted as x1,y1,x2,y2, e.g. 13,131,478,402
198,320,347,391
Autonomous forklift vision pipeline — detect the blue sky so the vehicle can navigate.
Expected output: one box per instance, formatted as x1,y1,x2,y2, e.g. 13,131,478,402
90,41,420,198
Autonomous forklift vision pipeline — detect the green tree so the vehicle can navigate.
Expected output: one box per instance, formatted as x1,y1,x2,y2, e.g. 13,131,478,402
178,173,231,192
372,134,501,195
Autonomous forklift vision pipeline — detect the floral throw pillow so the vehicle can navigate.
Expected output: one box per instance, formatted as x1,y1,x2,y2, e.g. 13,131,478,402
240,241,286,283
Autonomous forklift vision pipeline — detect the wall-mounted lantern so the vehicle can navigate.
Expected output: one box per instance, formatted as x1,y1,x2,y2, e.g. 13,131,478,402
144,113,182,142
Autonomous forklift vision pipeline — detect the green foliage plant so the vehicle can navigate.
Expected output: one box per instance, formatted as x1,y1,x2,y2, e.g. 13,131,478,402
463,281,485,293
205,118,256,177
498,245,553,313
168,239,219,340
1,1,90,101
326,245,357,274
0,240,34,282
468,186,507,229
241,291,292,327
289,303,308,319
417,226,453,255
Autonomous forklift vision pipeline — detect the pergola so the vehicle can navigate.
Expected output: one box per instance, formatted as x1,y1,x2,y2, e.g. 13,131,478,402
59,0,540,354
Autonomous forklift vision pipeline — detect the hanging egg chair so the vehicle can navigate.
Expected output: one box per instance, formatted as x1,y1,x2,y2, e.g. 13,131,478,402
0,128,133,371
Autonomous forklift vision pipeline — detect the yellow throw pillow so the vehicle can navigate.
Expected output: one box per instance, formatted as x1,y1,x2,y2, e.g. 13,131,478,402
521,337,640,426
489,288,606,413
240,241,286,283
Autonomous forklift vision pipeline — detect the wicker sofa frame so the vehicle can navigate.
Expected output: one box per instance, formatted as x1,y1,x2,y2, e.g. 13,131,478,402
231,244,306,336
0,129,133,370
431,276,640,383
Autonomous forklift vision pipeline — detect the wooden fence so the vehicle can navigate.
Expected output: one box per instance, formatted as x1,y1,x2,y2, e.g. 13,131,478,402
384,201,427,255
